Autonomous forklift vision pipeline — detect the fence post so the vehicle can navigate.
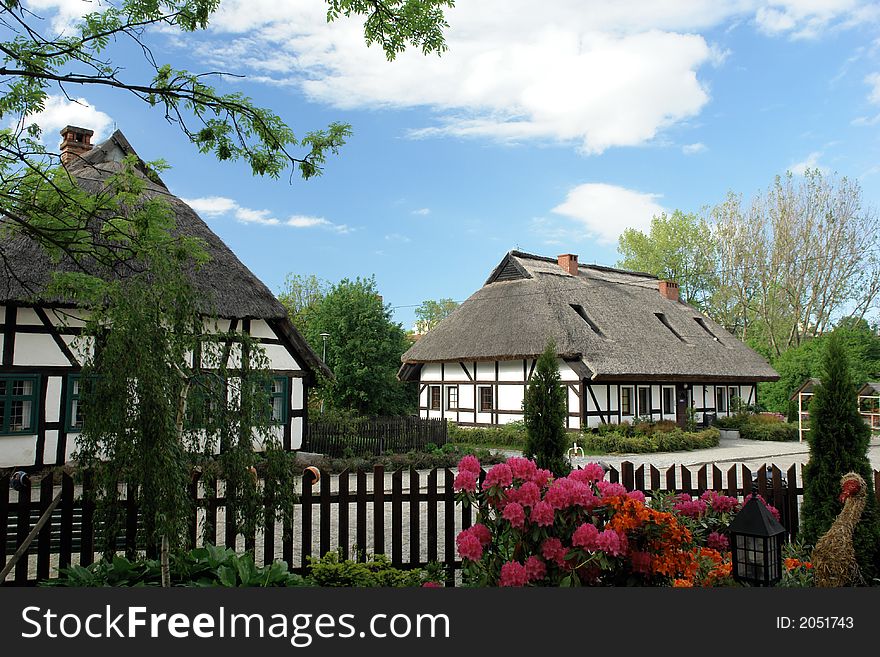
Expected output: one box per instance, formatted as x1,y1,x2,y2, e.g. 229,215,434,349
373,465,385,556
621,462,635,491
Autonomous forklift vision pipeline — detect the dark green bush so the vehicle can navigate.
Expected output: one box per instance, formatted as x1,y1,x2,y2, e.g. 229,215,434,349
740,421,799,442
326,444,504,473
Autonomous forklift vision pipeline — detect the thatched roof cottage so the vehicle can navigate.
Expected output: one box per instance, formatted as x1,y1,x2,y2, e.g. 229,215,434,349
399,250,778,429
0,126,329,468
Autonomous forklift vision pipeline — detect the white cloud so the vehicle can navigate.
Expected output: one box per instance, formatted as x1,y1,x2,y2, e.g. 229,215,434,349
16,95,113,147
411,208,431,216
182,197,350,232
385,233,411,242
789,151,829,175
754,1,864,39
551,183,665,244
190,1,877,154
682,142,707,154
24,0,96,34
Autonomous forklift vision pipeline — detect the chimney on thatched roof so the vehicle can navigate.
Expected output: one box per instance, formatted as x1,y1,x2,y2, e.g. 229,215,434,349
59,125,94,166
659,280,679,302
557,253,579,276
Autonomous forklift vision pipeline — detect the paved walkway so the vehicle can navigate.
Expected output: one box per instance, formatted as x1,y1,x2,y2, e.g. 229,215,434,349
496,434,880,474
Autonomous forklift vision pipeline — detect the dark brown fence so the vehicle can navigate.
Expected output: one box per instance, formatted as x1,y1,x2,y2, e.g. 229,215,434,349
304,416,447,457
3,462,880,586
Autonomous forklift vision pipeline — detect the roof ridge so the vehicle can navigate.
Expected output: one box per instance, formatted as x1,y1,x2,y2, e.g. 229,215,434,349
509,249,657,279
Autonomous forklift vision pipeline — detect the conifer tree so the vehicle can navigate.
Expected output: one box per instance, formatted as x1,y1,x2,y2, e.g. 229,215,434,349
523,342,571,476
800,331,879,576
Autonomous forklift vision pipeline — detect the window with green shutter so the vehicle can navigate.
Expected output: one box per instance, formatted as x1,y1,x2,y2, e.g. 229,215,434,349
0,375,39,435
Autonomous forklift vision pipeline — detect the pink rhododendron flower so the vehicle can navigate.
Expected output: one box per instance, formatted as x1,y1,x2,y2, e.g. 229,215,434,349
453,470,478,493
507,457,537,482
707,531,729,551
513,481,541,508
545,477,598,510
673,497,707,518
596,481,627,499
570,462,606,484
529,500,555,527
422,581,442,588
572,522,599,550
484,463,513,489
499,561,529,587
456,531,483,561
627,490,646,503
541,537,568,566
470,523,492,546
595,529,625,557
457,455,481,475
532,468,553,489
701,490,738,514
502,501,526,528
524,556,547,582
755,495,781,521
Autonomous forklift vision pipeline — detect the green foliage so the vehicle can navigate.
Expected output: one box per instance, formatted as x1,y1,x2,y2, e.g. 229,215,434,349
617,210,716,310
306,551,440,587
523,342,570,475
414,297,459,333
297,276,415,415
582,427,719,454
46,545,308,587
800,333,880,576
714,412,798,441
325,443,503,473
448,420,528,448
778,541,815,588
760,318,880,413
277,273,331,336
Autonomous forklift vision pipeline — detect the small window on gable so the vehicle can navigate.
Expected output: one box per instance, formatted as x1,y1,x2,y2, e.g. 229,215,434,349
429,386,441,410
570,304,605,338
67,375,84,432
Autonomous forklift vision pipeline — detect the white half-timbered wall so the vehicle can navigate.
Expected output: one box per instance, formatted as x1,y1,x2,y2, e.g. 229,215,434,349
417,357,758,430
0,304,310,469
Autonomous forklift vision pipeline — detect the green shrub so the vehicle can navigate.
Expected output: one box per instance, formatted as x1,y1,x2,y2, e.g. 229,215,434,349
326,443,504,473
448,420,527,448
581,428,718,454
740,421,799,442
306,552,441,587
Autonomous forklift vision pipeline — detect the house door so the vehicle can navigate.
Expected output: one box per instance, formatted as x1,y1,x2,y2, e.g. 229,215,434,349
675,384,689,428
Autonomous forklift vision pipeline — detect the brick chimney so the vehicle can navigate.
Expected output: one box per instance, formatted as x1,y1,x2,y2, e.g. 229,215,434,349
557,253,579,276
658,280,679,302
59,125,94,166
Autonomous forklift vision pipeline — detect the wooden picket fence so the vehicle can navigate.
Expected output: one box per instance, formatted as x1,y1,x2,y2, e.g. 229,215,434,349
3,462,880,586
304,416,448,457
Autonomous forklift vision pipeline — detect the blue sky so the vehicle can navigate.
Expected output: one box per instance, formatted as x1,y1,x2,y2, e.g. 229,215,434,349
20,1,880,330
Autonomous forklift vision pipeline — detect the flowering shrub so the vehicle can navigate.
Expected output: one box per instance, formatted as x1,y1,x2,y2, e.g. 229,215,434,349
778,541,815,587
650,489,781,552
454,456,734,587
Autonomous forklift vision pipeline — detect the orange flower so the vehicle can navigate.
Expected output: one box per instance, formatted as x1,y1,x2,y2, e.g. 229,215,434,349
672,579,693,587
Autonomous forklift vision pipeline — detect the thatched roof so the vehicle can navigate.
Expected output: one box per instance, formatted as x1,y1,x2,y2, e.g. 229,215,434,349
0,129,331,378
401,250,778,383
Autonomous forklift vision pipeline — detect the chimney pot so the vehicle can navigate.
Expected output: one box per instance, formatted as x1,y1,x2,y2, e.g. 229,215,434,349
59,125,94,166
557,253,579,276
659,280,680,302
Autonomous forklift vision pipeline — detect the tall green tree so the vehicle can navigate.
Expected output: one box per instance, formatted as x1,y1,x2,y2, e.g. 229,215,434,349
302,276,414,415
799,332,879,576
278,273,330,336
414,297,459,333
617,210,717,311
523,342,570,476
54,159,296,569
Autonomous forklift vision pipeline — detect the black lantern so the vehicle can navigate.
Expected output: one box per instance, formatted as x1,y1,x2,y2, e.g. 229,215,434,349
728,490,786,586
